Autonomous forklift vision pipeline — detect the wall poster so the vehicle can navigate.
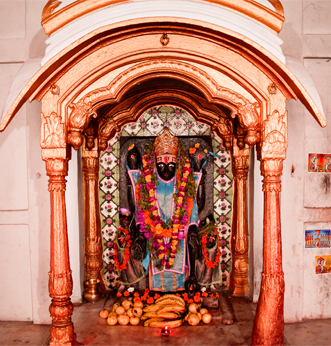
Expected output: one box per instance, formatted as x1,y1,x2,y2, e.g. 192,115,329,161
305,230,331,248
315,255,331,274
308,153,331,172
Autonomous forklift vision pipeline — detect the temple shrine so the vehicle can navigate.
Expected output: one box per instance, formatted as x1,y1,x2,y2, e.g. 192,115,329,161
0,1,329,345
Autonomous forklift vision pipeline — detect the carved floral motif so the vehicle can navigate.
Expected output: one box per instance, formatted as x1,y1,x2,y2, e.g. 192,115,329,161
41,112,66,149
261,110,287,160
68,102,96,149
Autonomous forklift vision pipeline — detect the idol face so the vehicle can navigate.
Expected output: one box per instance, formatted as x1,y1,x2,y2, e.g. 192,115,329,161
127,145,141,169
156,153,176,181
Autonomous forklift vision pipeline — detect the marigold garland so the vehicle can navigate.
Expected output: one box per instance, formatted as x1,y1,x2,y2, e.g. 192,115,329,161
199,223,221,269
113,226,132,272
115,289,219,301
136,142,196,270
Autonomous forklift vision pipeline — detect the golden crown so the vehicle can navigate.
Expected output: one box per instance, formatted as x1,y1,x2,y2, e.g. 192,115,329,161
154,127,178,157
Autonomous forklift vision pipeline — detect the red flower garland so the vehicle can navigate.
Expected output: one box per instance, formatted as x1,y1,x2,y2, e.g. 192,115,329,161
201,230,221,269
113,226,132,272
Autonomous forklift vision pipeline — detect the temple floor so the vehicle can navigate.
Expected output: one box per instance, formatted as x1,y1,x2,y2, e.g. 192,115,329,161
0,296,330,346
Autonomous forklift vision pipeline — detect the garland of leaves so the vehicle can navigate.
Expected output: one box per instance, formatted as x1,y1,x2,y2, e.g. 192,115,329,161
136,142,197,270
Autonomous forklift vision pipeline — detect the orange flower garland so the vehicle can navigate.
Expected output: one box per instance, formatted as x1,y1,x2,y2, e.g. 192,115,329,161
113,226,132,272
201,231,221,269
136,142,196,270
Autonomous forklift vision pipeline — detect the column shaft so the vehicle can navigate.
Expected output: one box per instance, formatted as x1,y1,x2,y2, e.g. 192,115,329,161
252,159,285,346
46,158,77,346
229,143,249,295
82,151,103,302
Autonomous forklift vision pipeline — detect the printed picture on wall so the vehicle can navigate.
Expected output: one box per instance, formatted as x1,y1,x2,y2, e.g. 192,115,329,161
308,153,331,172
305,230,331,248
315,255,331,274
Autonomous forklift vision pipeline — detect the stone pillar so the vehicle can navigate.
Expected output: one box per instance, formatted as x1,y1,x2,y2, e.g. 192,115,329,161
229,140,249,295
82,142,103,302
45,157,77,346
252,159,284,345
252,109,287,346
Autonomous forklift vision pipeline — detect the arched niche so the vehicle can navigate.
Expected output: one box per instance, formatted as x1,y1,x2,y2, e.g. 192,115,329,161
99,104,233,290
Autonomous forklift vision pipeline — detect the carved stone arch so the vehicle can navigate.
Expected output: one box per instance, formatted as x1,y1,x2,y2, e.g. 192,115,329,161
68,60,261,150
96,88,234,151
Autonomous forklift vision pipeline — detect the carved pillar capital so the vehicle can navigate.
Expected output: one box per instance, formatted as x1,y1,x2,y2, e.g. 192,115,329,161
235,102,261,148
98,117,120,152
211,117,233,150
68,101,96,150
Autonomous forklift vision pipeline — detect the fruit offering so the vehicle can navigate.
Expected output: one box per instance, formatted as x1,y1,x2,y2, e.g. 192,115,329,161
100,298,142,326
141,294,186,328
185,303,212,325
99,293,213,328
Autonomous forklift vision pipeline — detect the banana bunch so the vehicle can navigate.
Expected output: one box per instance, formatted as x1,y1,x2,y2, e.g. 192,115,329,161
142,294,186,328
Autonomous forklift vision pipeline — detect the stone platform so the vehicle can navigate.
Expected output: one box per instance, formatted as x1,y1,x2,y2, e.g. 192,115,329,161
68,293,256,346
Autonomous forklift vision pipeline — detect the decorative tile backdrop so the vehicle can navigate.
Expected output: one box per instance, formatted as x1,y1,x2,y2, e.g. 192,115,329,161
99,105,233,288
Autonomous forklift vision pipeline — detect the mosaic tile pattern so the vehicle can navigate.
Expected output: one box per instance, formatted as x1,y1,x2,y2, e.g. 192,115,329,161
99,105,233,288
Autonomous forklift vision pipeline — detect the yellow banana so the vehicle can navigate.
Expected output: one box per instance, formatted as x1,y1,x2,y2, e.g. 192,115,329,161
154,312,179,319
141,311,158,320
155,298,185,307
149,319,183,328
144,318,165,327
155,294,185,306
156,305,186,314
143,304,163,312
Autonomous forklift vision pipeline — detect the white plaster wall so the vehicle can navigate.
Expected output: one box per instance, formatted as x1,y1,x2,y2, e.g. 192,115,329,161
0,0,83,324
275,0,331,323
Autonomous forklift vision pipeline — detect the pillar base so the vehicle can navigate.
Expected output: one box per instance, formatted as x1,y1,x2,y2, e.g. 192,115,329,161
229,276,249,296
50,323,78,346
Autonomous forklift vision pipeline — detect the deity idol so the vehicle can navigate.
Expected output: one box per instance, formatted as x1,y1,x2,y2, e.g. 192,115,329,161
127,128,202,292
